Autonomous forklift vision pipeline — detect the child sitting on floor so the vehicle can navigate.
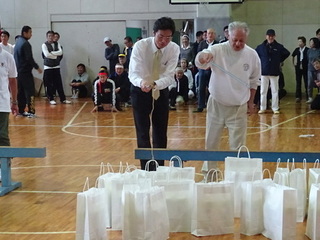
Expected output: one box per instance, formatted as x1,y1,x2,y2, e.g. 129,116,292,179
91,70,119,112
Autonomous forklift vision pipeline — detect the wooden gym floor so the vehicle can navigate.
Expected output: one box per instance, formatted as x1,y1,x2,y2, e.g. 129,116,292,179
0,95,318,240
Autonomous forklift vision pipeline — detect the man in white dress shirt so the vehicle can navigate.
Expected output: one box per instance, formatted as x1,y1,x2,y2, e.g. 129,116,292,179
129,17,180,171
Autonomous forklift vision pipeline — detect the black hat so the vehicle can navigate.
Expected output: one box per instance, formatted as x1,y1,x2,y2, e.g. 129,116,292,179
266,29,275,36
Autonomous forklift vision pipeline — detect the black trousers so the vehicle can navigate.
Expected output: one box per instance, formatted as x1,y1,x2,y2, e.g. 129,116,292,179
295,67,308,100
43,68,66,102
17,71,36,114
131,86,169,171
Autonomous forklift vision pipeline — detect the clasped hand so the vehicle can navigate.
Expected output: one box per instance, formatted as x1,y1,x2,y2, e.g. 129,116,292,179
140,80,154,93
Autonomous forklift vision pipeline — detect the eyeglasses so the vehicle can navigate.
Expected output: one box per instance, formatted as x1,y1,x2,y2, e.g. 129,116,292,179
156,33,172,41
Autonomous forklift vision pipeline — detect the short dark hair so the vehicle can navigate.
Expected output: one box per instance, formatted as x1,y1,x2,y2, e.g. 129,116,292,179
46,30,55,36
21,25,31,35
310,37,320,49
54,32,60,37
297,36,306,44
180,58,189,67
223,25,228,31
316,28,320,35
77,63,86,71
196,31,203,37
124,36,133,43
1,30,10,38
153,17,175,35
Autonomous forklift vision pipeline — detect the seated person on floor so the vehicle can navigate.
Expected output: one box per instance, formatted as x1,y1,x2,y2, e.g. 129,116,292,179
70,63,89,98
91,70,118,112
311,57,320,110
180,58,195,99
109,63,131,110
118,53,128,72
168,67,189,110
92,66,109,86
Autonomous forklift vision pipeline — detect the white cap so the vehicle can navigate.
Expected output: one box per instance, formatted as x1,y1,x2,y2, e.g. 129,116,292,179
103,37,111,43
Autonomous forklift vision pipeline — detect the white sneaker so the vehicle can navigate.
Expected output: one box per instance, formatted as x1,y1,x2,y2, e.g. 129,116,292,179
27,113,37,118
71,92,79,99
63,100,71,104
258,109,266,114
306,98,313,104
49,100,57,105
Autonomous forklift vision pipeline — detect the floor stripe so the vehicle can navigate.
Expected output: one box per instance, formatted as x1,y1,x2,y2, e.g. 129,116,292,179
13,190,78,194
0,231,75,235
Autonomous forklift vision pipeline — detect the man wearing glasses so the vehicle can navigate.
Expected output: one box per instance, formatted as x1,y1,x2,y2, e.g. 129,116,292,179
129,17,180,171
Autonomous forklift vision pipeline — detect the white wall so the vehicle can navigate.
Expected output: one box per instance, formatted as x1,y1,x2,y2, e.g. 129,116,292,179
0,0,197,96
2,0,318,94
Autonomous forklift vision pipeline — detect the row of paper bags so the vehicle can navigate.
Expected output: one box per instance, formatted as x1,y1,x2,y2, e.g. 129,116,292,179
75,168,320,240
75,150,320,240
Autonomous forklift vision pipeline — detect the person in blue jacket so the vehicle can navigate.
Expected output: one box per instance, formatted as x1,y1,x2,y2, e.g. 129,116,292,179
256,29,290,114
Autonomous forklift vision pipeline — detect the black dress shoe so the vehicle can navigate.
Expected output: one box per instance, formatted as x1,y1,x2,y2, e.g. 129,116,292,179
193,108,203,113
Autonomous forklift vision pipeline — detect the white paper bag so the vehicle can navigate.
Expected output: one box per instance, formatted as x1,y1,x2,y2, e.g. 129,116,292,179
308,159,320,196
240,177,273,236
157,155,195,181
76,178,108,240
122,186,169,240
191,177,234,236
262,183,297,240
155,179,194,232
274,158,290,186
97,162,144,230
224,145,263,217
305,183,320,240
289,159,307,222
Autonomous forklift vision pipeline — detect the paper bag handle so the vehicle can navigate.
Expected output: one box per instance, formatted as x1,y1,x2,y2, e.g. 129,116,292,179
292,158,307,170
169,155,182,168
262,168,272,179
237,145,250,158
314,159,319,168
99,162,105,176
105,163,114,173
291,158,295,170
251,167,263,181
125,164,137,172
276,158,290,169
145,159,159,171
273,172,283,184
119,161,124,173
83,177,90,192
303,158,307,169
205,168,223,183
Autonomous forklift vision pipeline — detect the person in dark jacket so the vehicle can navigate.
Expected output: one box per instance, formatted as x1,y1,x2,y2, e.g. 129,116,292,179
109,63,131,110
42,30,71,105
14,26,42,117
292,36,309,102
256,29,290,114
104,37,120,75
